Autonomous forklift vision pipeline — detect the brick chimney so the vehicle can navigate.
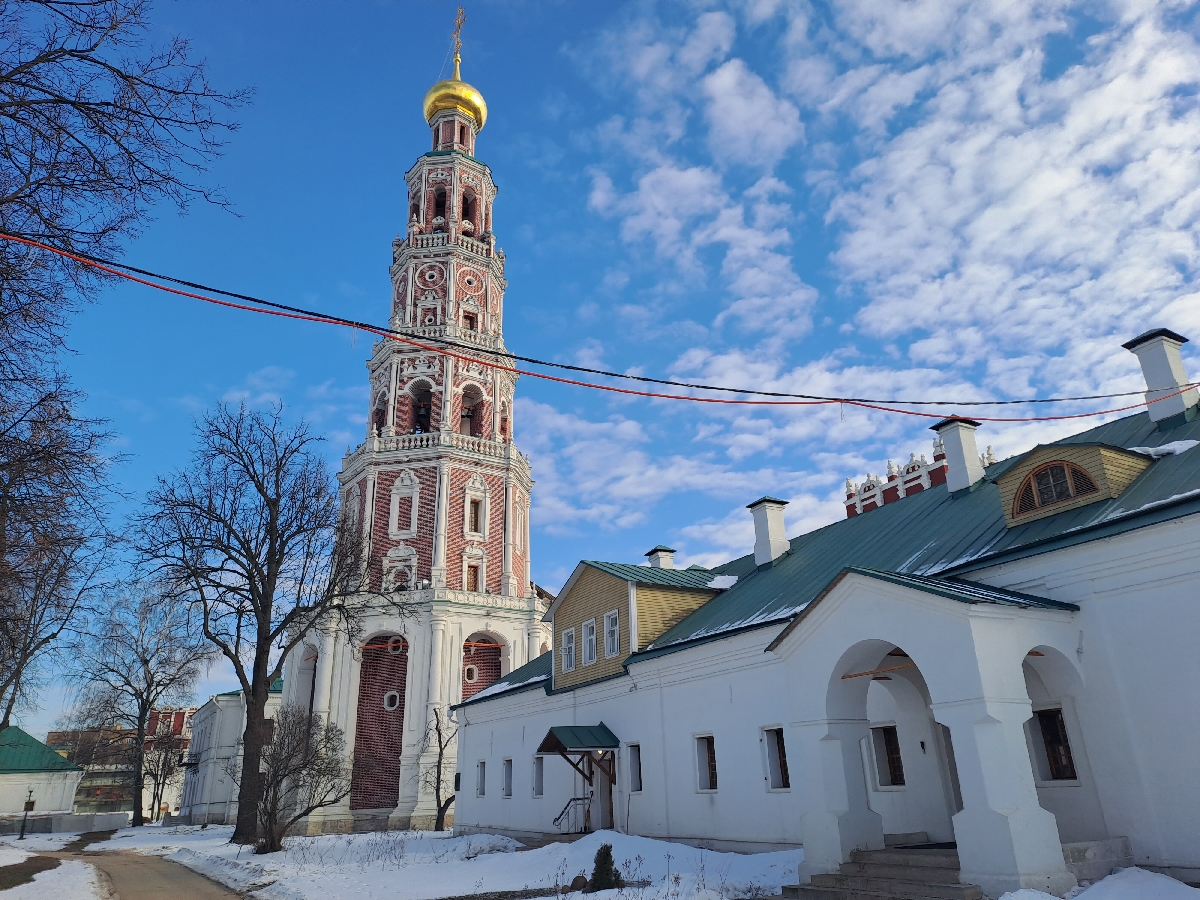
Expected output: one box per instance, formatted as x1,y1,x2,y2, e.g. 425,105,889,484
645,545,676,569
1122,329,1200,424
930,418,985,493
747,497,789,565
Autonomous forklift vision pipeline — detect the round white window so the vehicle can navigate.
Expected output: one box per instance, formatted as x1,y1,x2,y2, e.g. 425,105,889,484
387,638,405,655
383,691,401,711
464,665,478,684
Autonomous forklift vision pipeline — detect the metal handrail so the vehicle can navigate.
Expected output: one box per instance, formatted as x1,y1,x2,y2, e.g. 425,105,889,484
553,795,590,833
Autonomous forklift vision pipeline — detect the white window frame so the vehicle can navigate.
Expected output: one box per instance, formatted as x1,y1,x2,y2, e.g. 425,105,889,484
502,758,513,798
460,546,487,594
628,743,643,793
761,726,791,791
695,734,718,793
476,760,486,797
561,628,576,673
604,610,620,658
533,755,544,798
462,473,491,540
868,723,906,791
387,469,420,539
582,619,597,666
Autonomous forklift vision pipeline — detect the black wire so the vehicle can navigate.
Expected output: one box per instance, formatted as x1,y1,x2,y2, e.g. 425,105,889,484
65,244,1161,407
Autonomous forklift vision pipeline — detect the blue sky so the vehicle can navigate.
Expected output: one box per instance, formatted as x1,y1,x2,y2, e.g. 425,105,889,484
20,0,1200,735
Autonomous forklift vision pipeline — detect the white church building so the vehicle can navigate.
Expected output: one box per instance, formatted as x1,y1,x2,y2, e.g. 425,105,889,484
451,329,1200,900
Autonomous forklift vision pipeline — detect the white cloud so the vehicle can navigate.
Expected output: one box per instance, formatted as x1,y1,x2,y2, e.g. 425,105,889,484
702,59,803,165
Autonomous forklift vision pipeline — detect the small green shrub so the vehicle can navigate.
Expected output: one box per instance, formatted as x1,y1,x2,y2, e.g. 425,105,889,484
590,843,624,891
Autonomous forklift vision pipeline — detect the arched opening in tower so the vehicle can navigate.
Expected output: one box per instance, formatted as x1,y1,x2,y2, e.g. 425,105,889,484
459,385,483,437
351,634,408,811
462,633,502,700
461,193,476,232
410,381,433,433
372,392,388,435
433,189,447,229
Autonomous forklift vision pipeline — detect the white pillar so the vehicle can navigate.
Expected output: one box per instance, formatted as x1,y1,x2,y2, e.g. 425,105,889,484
431,462,450,587
427,618,446,715
440,356,455,432
794,719,885,882
385,356,399,435
311,627,338,719
934,699,1075,898
501,476,516,596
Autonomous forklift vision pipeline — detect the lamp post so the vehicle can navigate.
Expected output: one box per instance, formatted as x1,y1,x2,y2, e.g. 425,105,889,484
17,788,34,840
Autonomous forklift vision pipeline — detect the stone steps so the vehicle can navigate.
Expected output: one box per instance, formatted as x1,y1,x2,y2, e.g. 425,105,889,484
782,848,983,900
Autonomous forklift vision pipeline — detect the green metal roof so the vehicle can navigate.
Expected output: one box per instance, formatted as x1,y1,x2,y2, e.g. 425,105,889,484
217,676,284,698
583,560,718,589
537,722,620,753
633,408,1200,660
454,651,551,708
839,567,1081,610
0,726,82,774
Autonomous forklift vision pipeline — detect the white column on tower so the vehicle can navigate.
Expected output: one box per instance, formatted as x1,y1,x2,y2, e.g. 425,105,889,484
427,616,446,714
440,356,454,433
385,356,399,434
431,460,450,587
501,475,516,596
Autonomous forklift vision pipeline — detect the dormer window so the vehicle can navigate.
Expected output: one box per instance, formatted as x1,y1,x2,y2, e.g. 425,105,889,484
1014,463,1098,517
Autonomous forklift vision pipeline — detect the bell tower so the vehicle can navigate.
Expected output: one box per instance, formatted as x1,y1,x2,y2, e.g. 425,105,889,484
292,12,549,831
342,21,531,602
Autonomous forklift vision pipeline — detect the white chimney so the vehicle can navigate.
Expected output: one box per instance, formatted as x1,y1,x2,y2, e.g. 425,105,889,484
747,497,789,566
1122,329,1200,423
930,418,985,493
645,546,675,569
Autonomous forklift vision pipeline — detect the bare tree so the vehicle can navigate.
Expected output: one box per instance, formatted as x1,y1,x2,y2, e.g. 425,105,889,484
255,704,350,853
0,0,247,388
67,587,213,825
143,712,187,822
417,707,458,831
0,384,112,727
135,402,399,844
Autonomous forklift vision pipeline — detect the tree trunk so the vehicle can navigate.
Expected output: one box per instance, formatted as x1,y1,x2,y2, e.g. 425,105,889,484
131,720,147,827
232,690,268,844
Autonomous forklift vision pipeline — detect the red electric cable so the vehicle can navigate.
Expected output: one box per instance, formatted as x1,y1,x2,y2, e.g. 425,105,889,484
3,232,1191,423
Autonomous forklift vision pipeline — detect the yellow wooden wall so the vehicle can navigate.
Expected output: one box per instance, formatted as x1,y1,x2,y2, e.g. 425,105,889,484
635,586,717,651
552,566,630,691
997,444,1150,527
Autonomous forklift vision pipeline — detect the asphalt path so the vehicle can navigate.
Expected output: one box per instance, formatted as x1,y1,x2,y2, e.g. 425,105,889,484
40,848,239,900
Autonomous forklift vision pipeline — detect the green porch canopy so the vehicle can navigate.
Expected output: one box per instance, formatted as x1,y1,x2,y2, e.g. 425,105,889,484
537,722,619,755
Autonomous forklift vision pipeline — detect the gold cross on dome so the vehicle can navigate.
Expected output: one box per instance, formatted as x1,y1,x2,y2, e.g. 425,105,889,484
452,7,466,60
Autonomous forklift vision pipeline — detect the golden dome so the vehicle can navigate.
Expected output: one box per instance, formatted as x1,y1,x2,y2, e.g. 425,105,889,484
423,56,487,131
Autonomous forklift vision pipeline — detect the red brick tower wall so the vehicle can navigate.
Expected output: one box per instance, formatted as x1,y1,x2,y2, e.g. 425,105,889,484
350,635,409,810
460,642,502,700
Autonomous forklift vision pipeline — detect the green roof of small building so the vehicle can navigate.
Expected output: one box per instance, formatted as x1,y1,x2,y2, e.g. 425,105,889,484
537,722,620,753
0,726,82,774
453,651,551,708
582,560,718,589
217,676,284,698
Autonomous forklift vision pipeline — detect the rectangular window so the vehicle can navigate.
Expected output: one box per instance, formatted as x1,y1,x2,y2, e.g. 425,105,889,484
477,761,486,797
604,610,620,658
502,758,513,797
871,726,905,787
454,772,461,793
561,628,576,672
696,735,718,791
466,565,480,592
764,727,791,789
582,619,597,665
533,756,544,797
628,743,643,793
469,498,482,533
1036,709,1078,780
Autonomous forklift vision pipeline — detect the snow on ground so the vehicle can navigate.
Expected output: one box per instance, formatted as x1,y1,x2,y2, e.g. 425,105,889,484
0,834,106,900
1001,867,1200,900
105,826,802,900
0,858,106,899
